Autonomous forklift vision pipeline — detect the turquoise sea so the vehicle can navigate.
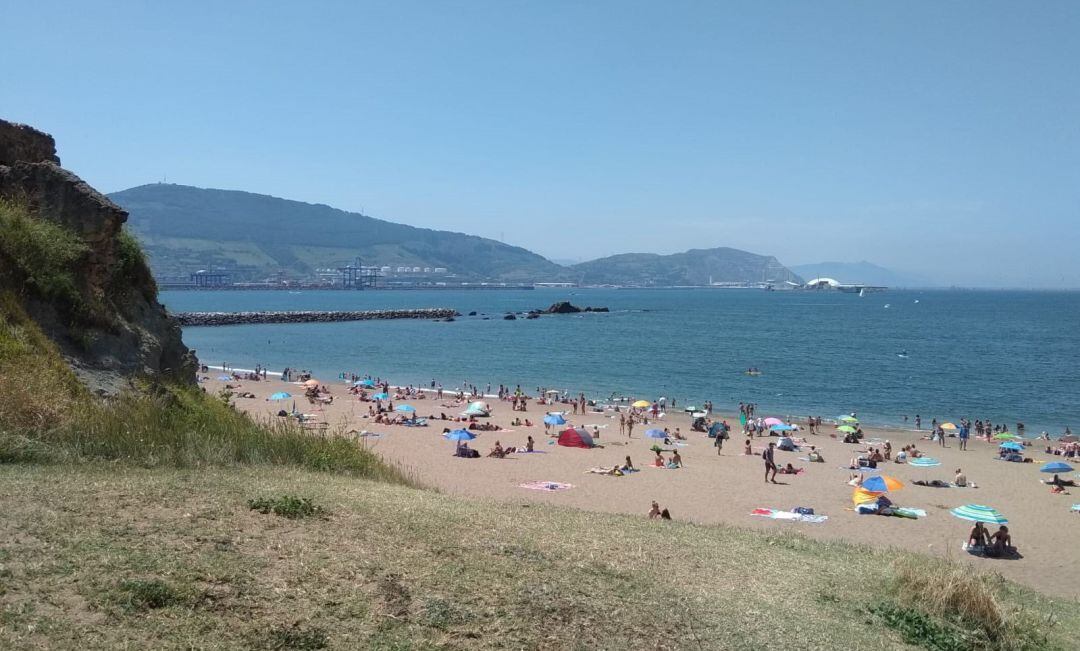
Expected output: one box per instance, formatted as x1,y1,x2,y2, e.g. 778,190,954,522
161,288,1080,434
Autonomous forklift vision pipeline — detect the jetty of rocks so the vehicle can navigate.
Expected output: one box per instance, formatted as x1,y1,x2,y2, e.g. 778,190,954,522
175,308,459,327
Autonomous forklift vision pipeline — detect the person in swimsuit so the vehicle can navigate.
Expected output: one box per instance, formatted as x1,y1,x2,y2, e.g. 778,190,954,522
763,442,778,483
648,501,661,519
968,522,990,548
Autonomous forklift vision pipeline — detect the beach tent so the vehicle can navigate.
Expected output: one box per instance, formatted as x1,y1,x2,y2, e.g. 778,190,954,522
558,427,595,448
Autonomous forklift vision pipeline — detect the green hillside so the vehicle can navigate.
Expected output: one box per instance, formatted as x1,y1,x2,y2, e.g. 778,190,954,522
109,184,569,283
572,247,804,287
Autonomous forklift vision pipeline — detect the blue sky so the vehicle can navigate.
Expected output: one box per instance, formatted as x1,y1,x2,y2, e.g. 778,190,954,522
3,1,1078,286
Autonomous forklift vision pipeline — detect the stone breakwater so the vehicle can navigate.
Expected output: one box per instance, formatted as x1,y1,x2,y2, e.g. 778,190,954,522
175,309,459,327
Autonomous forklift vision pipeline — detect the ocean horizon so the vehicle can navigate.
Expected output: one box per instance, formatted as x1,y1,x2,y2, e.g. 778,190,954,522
162,287,1080,435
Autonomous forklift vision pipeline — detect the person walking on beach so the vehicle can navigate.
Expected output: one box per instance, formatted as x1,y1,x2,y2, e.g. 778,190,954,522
763,442,778,483
714,428,725,455
915,414,921,430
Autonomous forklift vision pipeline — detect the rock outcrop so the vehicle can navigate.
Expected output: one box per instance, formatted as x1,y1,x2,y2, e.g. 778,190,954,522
542,301,609,314
0,118,196,392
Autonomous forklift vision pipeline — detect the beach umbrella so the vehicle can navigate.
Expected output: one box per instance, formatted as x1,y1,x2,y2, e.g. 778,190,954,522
940,422,958,430
950,504,1007,524
908,457,942,468
839,415,859,423
860,475,904,493
372,392,389,400
763,417,784,427
217,374,232,381
770,424,796,432
993,433,1020,441
444,429,476,441
356,378,376,387
998,441,1023,452
632,400,651,409
268,392,292,401
645,428,668,439
304,379,320,387
395,404,416,413
543,414,566,426
837,425,857,434
1040,461,1074,474
852,487,884,505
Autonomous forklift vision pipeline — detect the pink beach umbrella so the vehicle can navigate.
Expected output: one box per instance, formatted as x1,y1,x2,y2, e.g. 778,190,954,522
763,417,784,427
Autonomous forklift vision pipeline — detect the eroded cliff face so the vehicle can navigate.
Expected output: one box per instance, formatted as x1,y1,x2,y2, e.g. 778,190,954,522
0,119,195,393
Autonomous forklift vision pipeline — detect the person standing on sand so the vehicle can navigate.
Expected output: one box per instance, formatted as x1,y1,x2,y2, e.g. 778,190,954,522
618,411,626,436
959,423,969,450
915,414,921,430
763,442,778,483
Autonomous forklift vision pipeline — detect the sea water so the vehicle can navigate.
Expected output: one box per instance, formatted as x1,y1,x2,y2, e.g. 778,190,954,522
160,288,1080,434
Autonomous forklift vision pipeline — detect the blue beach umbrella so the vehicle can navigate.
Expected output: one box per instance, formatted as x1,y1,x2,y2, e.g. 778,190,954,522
543,414,567,426
444,429,476,441
356,379,376,387
909,457,942,468
999,441,1023,452
269,392,291,401
645,428,668,439
217,374,232,381
770,424,796,432
1040,461,1074,474
395,404,416,413
372,392,389,400
861,475,904,492
950,504,1007,524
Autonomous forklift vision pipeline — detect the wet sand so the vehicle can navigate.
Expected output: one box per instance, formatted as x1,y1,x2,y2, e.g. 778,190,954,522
205,372,1080,599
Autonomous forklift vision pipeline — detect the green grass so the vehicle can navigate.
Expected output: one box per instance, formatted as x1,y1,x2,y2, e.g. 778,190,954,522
0,464,1075,651
249,495,323,519
0,199,89,313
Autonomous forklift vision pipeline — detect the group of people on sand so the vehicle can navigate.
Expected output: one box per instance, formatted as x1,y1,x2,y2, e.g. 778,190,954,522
647,501,672,520
967,522,1016,557
650,449,683,469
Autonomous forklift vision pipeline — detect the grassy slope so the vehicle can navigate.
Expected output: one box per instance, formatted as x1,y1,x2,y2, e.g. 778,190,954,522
1,465,1075,651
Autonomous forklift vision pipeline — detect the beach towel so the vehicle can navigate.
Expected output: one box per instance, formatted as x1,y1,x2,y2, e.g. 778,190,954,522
892,507,927,519
750,508,828,524
519,481,573,492
1071,504,1080,512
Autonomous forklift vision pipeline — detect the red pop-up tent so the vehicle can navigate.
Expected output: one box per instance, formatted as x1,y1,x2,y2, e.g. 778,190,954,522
557,427,595,448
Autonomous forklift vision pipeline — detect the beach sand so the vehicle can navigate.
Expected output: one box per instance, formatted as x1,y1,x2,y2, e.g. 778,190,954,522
205,372,1080,599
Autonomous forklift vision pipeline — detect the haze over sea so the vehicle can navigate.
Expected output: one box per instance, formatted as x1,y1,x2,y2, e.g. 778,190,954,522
162,288,1079,435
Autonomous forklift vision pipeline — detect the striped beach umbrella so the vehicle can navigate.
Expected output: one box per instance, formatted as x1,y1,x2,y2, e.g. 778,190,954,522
950,504,1007,524
908,457,942,468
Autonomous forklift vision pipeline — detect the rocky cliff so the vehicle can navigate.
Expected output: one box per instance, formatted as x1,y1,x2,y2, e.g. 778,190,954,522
0,119,195,393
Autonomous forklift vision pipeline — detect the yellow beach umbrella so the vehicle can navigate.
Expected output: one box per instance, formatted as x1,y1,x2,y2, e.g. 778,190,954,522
631,400,651,409
941,422,957,430
852,487,884,505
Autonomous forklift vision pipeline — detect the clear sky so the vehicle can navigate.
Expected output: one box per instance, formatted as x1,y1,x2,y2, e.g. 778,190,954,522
3,1,1078,287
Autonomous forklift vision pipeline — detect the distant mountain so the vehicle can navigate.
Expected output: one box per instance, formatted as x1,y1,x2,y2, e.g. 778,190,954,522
109,184,568,282
571,247,802,287
789,261,934,288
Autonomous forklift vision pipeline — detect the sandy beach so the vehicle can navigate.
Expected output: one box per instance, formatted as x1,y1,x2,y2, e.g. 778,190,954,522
204,369,1080,599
